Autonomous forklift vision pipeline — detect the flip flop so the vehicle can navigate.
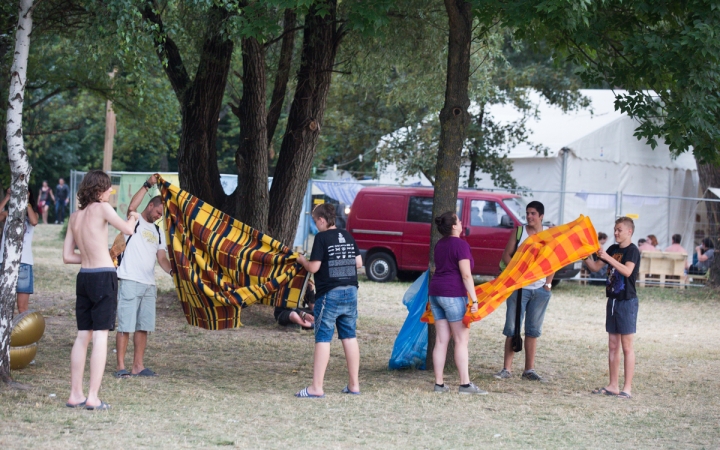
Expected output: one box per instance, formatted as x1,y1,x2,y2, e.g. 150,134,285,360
132,368,156,377
65,399,87,408
591,387,619,396
617,391,633,399
114,369,131,378
341,385,361,395
295,387,325,398
85,401,111,411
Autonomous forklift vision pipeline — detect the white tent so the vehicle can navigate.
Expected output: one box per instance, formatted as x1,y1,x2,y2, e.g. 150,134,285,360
379,90,699,252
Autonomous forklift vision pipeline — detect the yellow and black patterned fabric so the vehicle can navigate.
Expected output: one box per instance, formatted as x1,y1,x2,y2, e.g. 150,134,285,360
158,175,308,330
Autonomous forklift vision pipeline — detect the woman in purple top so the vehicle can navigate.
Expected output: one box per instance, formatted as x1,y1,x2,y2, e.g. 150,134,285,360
428,212,485,394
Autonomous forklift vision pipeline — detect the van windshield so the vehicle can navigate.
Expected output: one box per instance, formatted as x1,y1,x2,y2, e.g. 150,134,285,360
503,198,525,223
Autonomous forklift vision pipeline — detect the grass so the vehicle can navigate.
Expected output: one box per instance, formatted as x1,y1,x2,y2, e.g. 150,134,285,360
1,224,720,448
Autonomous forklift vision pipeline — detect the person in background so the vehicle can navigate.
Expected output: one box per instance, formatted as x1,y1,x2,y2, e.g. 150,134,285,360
688,238,715,275
638,234,658,252
37,180,55,225
584,232,608,285
665,234,686,253
664,234,689,269
274,280,315,329
55,177,70,224
0,187,39,313
637,238,655,252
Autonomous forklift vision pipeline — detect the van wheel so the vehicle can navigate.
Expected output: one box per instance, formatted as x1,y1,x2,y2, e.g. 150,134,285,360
551,279,560,288
366,252,397,282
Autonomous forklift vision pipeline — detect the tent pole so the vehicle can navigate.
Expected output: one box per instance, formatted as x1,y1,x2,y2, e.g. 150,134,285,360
559,148,569,225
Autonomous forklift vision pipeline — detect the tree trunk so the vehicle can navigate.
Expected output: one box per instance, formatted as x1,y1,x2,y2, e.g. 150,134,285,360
466,107,484,188
268,1,342,246
233,37,269,232
266,9,297,150
141,3,233,214
697,162,720,286
1,0,33,384
426,0,472,371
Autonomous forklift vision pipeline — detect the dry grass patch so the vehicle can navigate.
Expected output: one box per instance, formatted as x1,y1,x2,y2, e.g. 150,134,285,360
1,224,719,448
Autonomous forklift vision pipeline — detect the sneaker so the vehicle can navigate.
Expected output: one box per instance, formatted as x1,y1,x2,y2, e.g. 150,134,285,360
458,383,488,395
494,368,512,379
521,369,547,382
434,383,450,393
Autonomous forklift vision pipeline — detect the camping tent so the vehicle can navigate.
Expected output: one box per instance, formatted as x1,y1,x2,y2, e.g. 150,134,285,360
378,90,699,253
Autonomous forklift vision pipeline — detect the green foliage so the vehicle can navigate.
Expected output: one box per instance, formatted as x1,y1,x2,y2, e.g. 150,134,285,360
486,0,720,164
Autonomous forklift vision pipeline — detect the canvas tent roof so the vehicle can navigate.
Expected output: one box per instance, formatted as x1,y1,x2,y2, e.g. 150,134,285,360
488,89,695,170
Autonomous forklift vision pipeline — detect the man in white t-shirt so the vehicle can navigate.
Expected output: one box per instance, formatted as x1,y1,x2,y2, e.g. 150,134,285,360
494,201,555,382
115,174,172,378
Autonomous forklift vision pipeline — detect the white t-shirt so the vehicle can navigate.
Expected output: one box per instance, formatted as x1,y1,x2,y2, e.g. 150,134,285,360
0,220,35,265
520,225,548,290
116,215,165,285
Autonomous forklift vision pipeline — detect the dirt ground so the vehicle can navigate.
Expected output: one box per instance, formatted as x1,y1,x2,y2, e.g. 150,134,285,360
1,224,719,449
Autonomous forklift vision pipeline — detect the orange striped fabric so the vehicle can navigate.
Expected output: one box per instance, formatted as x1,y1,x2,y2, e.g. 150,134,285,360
158,175,308,330
421,215,600,327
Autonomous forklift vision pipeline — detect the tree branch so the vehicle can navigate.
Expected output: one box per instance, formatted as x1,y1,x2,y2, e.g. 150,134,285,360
140,0,191,99
25,123,82,136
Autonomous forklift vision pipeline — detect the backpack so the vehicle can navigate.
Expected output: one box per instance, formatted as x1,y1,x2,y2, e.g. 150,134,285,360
498,226,524,272
110,221,161,268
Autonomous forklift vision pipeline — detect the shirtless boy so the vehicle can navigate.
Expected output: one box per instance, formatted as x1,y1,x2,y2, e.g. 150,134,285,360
63,170,139,410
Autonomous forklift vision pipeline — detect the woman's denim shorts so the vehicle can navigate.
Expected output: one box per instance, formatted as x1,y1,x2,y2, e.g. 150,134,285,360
314,286,358,343
17,263,34,294
429,295,467,323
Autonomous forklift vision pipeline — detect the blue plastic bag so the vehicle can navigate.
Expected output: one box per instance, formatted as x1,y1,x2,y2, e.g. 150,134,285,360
388,271,429,370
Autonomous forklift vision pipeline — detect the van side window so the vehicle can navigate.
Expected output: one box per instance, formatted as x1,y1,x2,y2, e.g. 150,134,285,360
470,200,509,227
407,196,463,223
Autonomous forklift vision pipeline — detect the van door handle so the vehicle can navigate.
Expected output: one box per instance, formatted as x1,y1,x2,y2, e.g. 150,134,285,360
465,227,470,236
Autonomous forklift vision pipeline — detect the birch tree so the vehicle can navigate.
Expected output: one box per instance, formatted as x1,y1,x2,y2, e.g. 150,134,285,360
1,0,33,385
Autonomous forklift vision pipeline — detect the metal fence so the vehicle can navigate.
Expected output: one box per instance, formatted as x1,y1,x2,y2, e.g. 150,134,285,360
69,171,719,258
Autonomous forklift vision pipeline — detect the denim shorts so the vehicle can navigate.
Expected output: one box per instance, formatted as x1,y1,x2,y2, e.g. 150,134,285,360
429,296,467,323
314,286,358,343
502,287,551,338
17,263,34,294
606,297,638,335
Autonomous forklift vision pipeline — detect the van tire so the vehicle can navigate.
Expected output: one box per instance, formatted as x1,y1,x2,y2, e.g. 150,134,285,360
365,252,397,282
551,279,560,288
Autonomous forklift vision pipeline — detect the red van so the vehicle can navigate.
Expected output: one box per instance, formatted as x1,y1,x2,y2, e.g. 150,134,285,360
347,186,528,282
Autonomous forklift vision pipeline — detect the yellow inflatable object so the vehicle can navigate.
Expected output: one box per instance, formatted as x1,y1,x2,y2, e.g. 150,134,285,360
10,343,37,370
10,311,45,347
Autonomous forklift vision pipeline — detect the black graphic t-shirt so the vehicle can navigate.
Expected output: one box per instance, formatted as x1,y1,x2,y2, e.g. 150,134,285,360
605,243,641,299
310,228,360,297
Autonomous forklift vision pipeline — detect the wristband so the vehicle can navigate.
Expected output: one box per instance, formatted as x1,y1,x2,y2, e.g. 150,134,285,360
143,181,152,189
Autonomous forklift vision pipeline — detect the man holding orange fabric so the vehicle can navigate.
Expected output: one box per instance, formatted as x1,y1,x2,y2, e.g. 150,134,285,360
494,201,554,382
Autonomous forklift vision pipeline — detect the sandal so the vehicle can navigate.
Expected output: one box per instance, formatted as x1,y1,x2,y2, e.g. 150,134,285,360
295,387,325,398
617,391,633,399
591,387,619,396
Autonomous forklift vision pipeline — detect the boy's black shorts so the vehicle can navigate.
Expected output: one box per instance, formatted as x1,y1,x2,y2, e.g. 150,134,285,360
76,268,118,331
606,297,638,335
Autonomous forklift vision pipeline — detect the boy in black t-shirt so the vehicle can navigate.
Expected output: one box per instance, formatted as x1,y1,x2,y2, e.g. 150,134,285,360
585,217,640,399
295,203,362,398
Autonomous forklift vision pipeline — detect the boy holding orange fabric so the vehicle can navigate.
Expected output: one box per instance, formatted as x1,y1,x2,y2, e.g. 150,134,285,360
585,216,640,399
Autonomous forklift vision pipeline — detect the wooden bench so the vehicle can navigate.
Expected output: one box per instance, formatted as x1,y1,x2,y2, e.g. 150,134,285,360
638,251,687,288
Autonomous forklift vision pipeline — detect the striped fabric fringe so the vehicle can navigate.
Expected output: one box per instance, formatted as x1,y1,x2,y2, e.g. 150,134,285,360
158,175,308,330
421,215,600,327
